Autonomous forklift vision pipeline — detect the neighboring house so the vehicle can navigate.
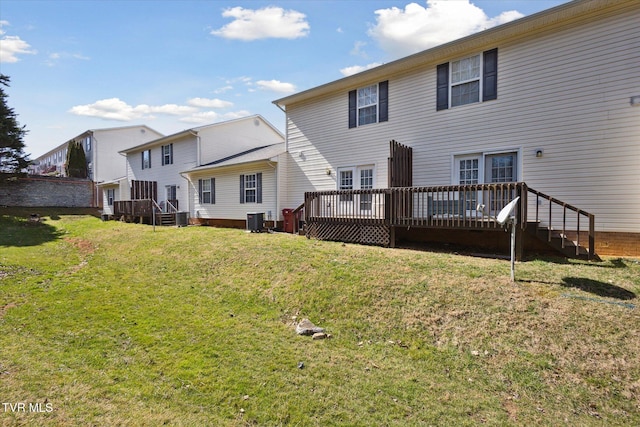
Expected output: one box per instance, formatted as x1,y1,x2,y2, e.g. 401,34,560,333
30,125,164,206
117,115,285,227
181,142,286,228
273,0,640,257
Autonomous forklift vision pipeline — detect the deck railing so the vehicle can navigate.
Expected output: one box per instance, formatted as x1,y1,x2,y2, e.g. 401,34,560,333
305,182,526,229
114,199,154,218
304,182,596,258
529,187,595,259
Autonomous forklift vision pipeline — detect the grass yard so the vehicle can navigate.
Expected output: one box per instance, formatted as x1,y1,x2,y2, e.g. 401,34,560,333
1,208,639,426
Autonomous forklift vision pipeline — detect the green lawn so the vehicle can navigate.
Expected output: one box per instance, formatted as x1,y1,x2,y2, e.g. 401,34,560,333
1,209,639,426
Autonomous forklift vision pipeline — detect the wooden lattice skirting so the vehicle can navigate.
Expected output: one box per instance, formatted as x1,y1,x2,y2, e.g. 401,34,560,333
307,222,390,247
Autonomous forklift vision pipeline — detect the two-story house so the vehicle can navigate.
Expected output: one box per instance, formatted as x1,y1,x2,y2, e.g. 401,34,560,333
30,125,164,206
111,115,285,228
273,0,640,257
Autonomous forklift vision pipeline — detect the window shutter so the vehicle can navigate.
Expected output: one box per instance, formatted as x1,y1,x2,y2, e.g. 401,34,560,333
378,80,388,123
483,48,498,102
348,90,357,128
256,173,262,204
198,179,203,202
211,178,215,204
170,144,173,164
436,63,449,111
148,151,151,168
141,152,144,169
161,145,165,165
240,175,245,204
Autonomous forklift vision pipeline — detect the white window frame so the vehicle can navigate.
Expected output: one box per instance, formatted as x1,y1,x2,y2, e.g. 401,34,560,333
162,144,173,166
142,149,151,170
337,165,376,214
107,189,115,206
450,53,482,108
357,84,378,126
200,179,212,204
452,150,520,215
244,173,257,203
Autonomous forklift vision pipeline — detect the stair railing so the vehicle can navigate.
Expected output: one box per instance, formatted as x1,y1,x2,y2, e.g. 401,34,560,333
292,202,305,234
527,186,595,260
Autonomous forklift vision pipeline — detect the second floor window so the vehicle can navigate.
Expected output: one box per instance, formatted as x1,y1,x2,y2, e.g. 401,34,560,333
348,81,388,128
437,48,498,111
142,149,151,169
162,144,173,165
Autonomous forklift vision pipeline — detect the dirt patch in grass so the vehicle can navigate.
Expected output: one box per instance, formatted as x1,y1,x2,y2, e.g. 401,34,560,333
64,237,96,256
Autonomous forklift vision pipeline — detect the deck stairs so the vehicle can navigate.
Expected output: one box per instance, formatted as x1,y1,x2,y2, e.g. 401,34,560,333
157,213,176,226
526,224,594,260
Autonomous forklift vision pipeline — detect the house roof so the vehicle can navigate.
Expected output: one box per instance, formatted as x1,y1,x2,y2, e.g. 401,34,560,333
119,114,283,154
182,142,285,174
95,176,127,187
273,0,631,108
33,125,163,160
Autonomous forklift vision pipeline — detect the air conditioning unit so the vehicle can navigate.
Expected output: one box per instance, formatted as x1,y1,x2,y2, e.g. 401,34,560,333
176,212,189,227
246,212,264,232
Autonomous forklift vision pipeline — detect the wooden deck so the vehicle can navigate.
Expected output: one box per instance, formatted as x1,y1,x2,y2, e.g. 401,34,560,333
304,182,596,259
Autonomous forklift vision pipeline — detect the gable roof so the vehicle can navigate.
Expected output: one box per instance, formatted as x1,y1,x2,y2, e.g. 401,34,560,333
182,143,285,174
120,114,283,154
273,0,633,108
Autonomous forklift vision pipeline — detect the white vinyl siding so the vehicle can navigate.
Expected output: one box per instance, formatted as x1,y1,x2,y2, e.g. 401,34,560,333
282,6,640,233
126,138,197,212
190,163,277,221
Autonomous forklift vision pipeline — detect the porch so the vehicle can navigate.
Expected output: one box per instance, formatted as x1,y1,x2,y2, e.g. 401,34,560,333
304,182,596,260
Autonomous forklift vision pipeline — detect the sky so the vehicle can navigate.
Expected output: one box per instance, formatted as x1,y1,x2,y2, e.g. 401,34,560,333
1,0,569,159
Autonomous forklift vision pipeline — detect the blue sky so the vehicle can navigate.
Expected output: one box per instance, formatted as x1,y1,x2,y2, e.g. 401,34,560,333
1,0,568,158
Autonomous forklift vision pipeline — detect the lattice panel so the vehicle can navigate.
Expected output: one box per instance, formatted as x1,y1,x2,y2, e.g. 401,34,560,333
307,222,390,247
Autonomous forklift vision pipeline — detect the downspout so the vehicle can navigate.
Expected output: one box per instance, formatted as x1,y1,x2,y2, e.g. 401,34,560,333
267,160,278,227
178,171,192,219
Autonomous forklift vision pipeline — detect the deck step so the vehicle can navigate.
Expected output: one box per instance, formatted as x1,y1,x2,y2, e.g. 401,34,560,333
526,225,592,260
157,213,176,226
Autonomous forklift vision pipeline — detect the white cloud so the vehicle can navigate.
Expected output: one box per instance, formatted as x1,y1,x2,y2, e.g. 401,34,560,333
368,0,524,57
255,80,296,94
340,63,383,77
0,21,37,63
68,98,197,121
214,85,234,94
180,110,252,124
212,6,310,41
350,41,369,58
45,51,91,67
187,97,234,108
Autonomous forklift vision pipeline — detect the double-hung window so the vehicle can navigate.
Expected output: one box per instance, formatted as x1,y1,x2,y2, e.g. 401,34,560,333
437,48,498,110
198,178,215,204
239,173,262,204
451,55,481,107
161,144,173,165
107,189,115,206
348,81,388,128
141,149,151,169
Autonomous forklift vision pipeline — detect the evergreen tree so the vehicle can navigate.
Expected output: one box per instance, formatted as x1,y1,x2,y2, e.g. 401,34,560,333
65,139,88,178
0,74,30,173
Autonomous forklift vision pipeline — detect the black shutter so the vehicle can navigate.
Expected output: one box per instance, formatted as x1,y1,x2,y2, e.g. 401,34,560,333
211,178,215,204
378,80,388,123
348,90,357,128
483,48,498,102
141,151,144,169
198,179,203,202
256,173,262,204
148,151,151,168
436,63,449,111
170,144,173,164
161,145,165,165
240,175,245,204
